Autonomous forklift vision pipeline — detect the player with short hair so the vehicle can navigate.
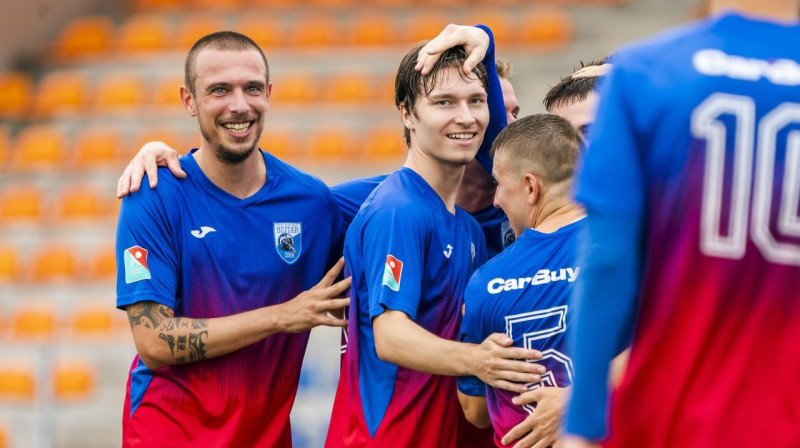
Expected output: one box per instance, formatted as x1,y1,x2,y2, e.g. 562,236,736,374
458,114,584,448
324,43,544,448
563,1,800,447
116,31,350,447
542,59,609,138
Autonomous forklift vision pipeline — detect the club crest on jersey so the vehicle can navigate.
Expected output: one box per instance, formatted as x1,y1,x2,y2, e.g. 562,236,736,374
382,255,403,292
124,246,151,284
502,219,516,248
274,222,302,264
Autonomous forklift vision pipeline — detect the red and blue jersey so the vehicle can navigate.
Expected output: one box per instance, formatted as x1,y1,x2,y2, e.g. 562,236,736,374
326,168,487,447
566,12,800,447
116,149,343,447
459,222,582,446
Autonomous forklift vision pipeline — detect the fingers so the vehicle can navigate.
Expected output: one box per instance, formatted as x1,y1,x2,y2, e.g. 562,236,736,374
129,157,145,193
315,258,345,288
502,416,535,446
322,297,350,311
165,153,187,179
326,277,352,297
462,50,485,76
117,164,133,198
488,379,529,394
487,332,514,346
318,316,349,328
144,154,159,188
512,388,543,407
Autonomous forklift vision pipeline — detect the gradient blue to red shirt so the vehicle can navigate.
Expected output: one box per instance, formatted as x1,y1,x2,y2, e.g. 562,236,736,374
459,222,582,446
566,12,800,447
116,150,343,447
326,168,487,447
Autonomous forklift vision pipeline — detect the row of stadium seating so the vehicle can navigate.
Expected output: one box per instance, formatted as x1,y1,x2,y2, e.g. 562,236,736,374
0,125,408,171
0,307,127,340
50,9,571,60
0,362,96,402
130,0,631,11
0,244,116,284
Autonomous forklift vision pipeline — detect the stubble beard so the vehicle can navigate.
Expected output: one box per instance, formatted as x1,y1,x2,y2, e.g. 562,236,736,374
198,116,264,165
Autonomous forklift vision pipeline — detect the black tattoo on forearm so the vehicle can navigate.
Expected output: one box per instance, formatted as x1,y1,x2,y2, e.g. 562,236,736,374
127,302,172,329
188,331,208,362
158,333,176,355
177,335,186,352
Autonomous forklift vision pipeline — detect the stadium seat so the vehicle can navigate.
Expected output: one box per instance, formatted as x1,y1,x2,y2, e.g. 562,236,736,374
11,125,65,171
259,131,295,160
0,422,7,448
327,73,371,103
0,246,19,283
0,188,44,222
94,74,144,113
0,366,35,401
72,128,122,169
54,187,107,222
348,14,397,46
0,127,8,169
248,0,298,8
11,307,56,339
53,363,95,401
406,14,450,44
88,246,116,282
236,18,284,49
193,0,245,10
522,8,573,46
175,16,226,51
31,246,79,283
154,75,185,113
292,17,338,47
466,10,518,46
271,73,318,105
365,127,407,160
54,16,114,59
309,129,355,160
33,71,88,117
72,307,116,336
116,15,171,54
131,0,187,11
131,130,184,159
0,72,31,119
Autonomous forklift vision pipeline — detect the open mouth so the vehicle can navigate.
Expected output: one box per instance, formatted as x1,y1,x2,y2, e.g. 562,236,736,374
447,132,476,141
222,121,253,135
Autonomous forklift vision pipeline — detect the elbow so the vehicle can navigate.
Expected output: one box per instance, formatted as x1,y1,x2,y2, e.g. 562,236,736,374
135,339,171,370
462,405,491,429
373,331,397,364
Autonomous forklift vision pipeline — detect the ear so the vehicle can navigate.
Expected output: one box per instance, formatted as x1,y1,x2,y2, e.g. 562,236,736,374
523,173,539,205
180,86,196,117
399,103,415,133
266,82,273,102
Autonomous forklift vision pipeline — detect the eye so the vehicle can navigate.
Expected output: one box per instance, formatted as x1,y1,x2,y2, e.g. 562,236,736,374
470,97,486,104
212,87,226,95
247,86,262,93
436,99,450,106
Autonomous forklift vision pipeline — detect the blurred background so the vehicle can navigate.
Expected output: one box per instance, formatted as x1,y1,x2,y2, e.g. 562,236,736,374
0,0,697,446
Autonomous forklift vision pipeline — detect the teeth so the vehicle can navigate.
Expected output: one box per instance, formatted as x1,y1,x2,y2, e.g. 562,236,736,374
448,133,475,140
223,122,251,134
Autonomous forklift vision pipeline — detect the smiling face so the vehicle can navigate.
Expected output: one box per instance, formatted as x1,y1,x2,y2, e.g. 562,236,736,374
401,66,489,167
181,47,271,164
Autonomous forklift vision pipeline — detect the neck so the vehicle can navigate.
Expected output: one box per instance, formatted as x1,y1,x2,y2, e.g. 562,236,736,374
456,159,495,213
404,152,466,214
194,145,267,199
529,198,586,234
710,0,799,22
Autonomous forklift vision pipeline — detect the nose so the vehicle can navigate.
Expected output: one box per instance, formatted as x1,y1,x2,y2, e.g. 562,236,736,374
454,101,477,126
228,88,249,113
492,188,501,209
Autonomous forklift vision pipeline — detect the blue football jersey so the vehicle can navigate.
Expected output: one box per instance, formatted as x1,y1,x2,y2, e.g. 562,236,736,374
459,221,583,446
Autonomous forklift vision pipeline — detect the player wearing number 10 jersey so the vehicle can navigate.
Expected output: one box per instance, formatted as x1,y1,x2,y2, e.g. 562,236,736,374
565,6,800,448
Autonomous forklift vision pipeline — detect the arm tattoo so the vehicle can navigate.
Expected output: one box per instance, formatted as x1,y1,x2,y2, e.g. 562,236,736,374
127,302,172,329
159,333,176,355
188,331,208,362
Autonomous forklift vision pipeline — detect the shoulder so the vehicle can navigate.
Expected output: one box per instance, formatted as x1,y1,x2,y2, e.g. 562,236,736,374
267,152,339,207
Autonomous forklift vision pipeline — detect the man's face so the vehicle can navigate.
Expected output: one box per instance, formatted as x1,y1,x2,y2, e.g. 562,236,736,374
499,77,520,123
549,90,598,139
183,47,271,164
492,149,529,237
402,66,489,167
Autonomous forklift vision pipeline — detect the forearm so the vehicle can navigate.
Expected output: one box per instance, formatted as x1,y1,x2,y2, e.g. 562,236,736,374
474,24,506,173
458,391,491,429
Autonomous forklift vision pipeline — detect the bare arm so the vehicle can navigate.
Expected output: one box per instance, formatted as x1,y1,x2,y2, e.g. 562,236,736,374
458,391,491,429
127,259,351,370
372,310,545,393
117,141,186,198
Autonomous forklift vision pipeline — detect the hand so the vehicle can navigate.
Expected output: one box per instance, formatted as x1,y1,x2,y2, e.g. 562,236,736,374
415,24,490,76
470,333,545,393
502,387,569,448
278,258,351,333
559,435,600,448
117,141,186,198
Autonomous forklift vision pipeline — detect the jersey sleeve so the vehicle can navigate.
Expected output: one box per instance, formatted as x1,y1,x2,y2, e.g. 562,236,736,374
458,279,488,396
115,175,180,311
473,24,507,175
361,204,428,321
565,58,646,440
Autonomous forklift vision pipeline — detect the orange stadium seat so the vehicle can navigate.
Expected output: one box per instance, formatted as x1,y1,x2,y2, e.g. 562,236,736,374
116,15,171,54
310,129,355,160
0,365,35,401
54,187,107,222
406,14,450,44
248,0,298,8
236,18,284,49
94,74,144,112
193,0,245,10
0,127,9,169
522,8,573,47
466,10,518,46
72,307,116,336
271,73,318,105
54,16,114,59
0,246,19,283
31,246,79,283
12,125,65,170
154,75,185,113
0,422,7,448
0,72,31,119
34,71,88,117
88,246,116,282
292,17,338,47
259,130,295,160
131,0,187,11
53,362,95,401
11,307,56,339
308,0,355,8
175,16,226,51
365,127,406,160
327,73,371,103
349,14,398,47
0,188,44,222
131,129,183,158
72,128,122,169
